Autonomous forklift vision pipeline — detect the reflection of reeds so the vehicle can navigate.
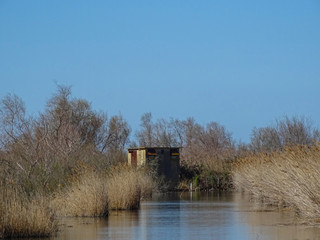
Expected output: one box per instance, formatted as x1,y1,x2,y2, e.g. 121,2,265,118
0,184,57,238
233,144,320,219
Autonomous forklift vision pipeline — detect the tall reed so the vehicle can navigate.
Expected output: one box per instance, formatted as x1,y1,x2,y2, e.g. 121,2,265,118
106,164,155,210
0,183,57,238
51,167,109,217
51,163,156,216
233,144,320,219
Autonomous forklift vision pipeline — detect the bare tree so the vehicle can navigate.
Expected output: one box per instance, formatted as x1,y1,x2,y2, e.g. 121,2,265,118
0,94,47,192
41,85,83,160
135,114,236,176
99,115,131,152
0,94,31,149
153,118,180,147
0,86,133,194
277,116,316,147
182,121,235,172
250,116,320,153
250,126,281,153
169,118,185,147
70,99,106,146
135,112,154,147
183,117,203,147
135,113,182,147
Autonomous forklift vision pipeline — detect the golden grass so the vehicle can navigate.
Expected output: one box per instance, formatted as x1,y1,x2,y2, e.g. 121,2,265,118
51,163,155,216
0,163,155,238
233,143,320,219
106,164,155,210
0,186,57,238
51,169,109,217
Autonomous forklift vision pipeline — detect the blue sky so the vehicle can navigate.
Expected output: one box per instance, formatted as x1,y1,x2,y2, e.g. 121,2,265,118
1,1,320,142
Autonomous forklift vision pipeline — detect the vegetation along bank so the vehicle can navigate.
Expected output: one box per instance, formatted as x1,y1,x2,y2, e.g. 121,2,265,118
1,86,320,237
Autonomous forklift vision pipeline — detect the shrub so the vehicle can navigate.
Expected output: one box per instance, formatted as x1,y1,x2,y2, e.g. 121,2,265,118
250,116,320,153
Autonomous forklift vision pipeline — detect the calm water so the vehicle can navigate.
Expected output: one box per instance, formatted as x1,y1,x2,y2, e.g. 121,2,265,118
54,192,320,240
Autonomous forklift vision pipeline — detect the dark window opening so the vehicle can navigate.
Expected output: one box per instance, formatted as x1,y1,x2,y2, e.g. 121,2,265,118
147,148,157,156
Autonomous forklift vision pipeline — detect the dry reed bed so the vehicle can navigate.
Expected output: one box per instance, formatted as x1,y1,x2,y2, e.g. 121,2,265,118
0,186,57,238
106,164,154,210
233,144,320,219
0,164,155,239
51,164,155,217
51,170,109,217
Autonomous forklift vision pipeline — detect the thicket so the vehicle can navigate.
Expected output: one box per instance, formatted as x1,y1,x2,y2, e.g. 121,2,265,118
249,116,320,153
0,86,134,238
3,87,317,195
134,114,320,192
0,86,131,196
134,113,236,190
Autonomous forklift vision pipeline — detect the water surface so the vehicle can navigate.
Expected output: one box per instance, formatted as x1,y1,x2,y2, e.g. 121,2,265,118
55,192,320,240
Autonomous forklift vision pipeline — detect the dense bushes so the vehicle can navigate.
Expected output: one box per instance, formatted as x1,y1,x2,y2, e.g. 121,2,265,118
0,87,133,238
134,115,320,191
3,87,317,195
0,86,130,195
134,114,237,190
249,116,320,153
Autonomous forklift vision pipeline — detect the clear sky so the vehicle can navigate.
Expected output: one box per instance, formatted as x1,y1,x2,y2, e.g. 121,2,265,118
1,0,320,143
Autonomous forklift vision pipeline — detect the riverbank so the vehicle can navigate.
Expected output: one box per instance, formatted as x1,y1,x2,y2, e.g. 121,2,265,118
3,144,320,239
0,164,156,238
233,143,320,219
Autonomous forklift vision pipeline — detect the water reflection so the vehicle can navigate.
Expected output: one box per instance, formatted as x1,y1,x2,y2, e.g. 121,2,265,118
105,211,139,239
53,192,320,240
57,217,108,240
234,193,320,240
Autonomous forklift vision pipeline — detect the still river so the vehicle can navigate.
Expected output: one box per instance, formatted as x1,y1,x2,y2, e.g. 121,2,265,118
54,192,320,240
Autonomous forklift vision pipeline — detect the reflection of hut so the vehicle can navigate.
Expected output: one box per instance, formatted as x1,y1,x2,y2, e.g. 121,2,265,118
128,147,180,188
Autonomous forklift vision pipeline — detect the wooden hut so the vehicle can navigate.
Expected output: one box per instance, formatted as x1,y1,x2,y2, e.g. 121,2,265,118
128,147,180,188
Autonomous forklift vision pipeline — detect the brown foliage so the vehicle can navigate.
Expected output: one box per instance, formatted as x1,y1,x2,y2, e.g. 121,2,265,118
250,116,320,153
135,114,236,190
0,86,131,195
